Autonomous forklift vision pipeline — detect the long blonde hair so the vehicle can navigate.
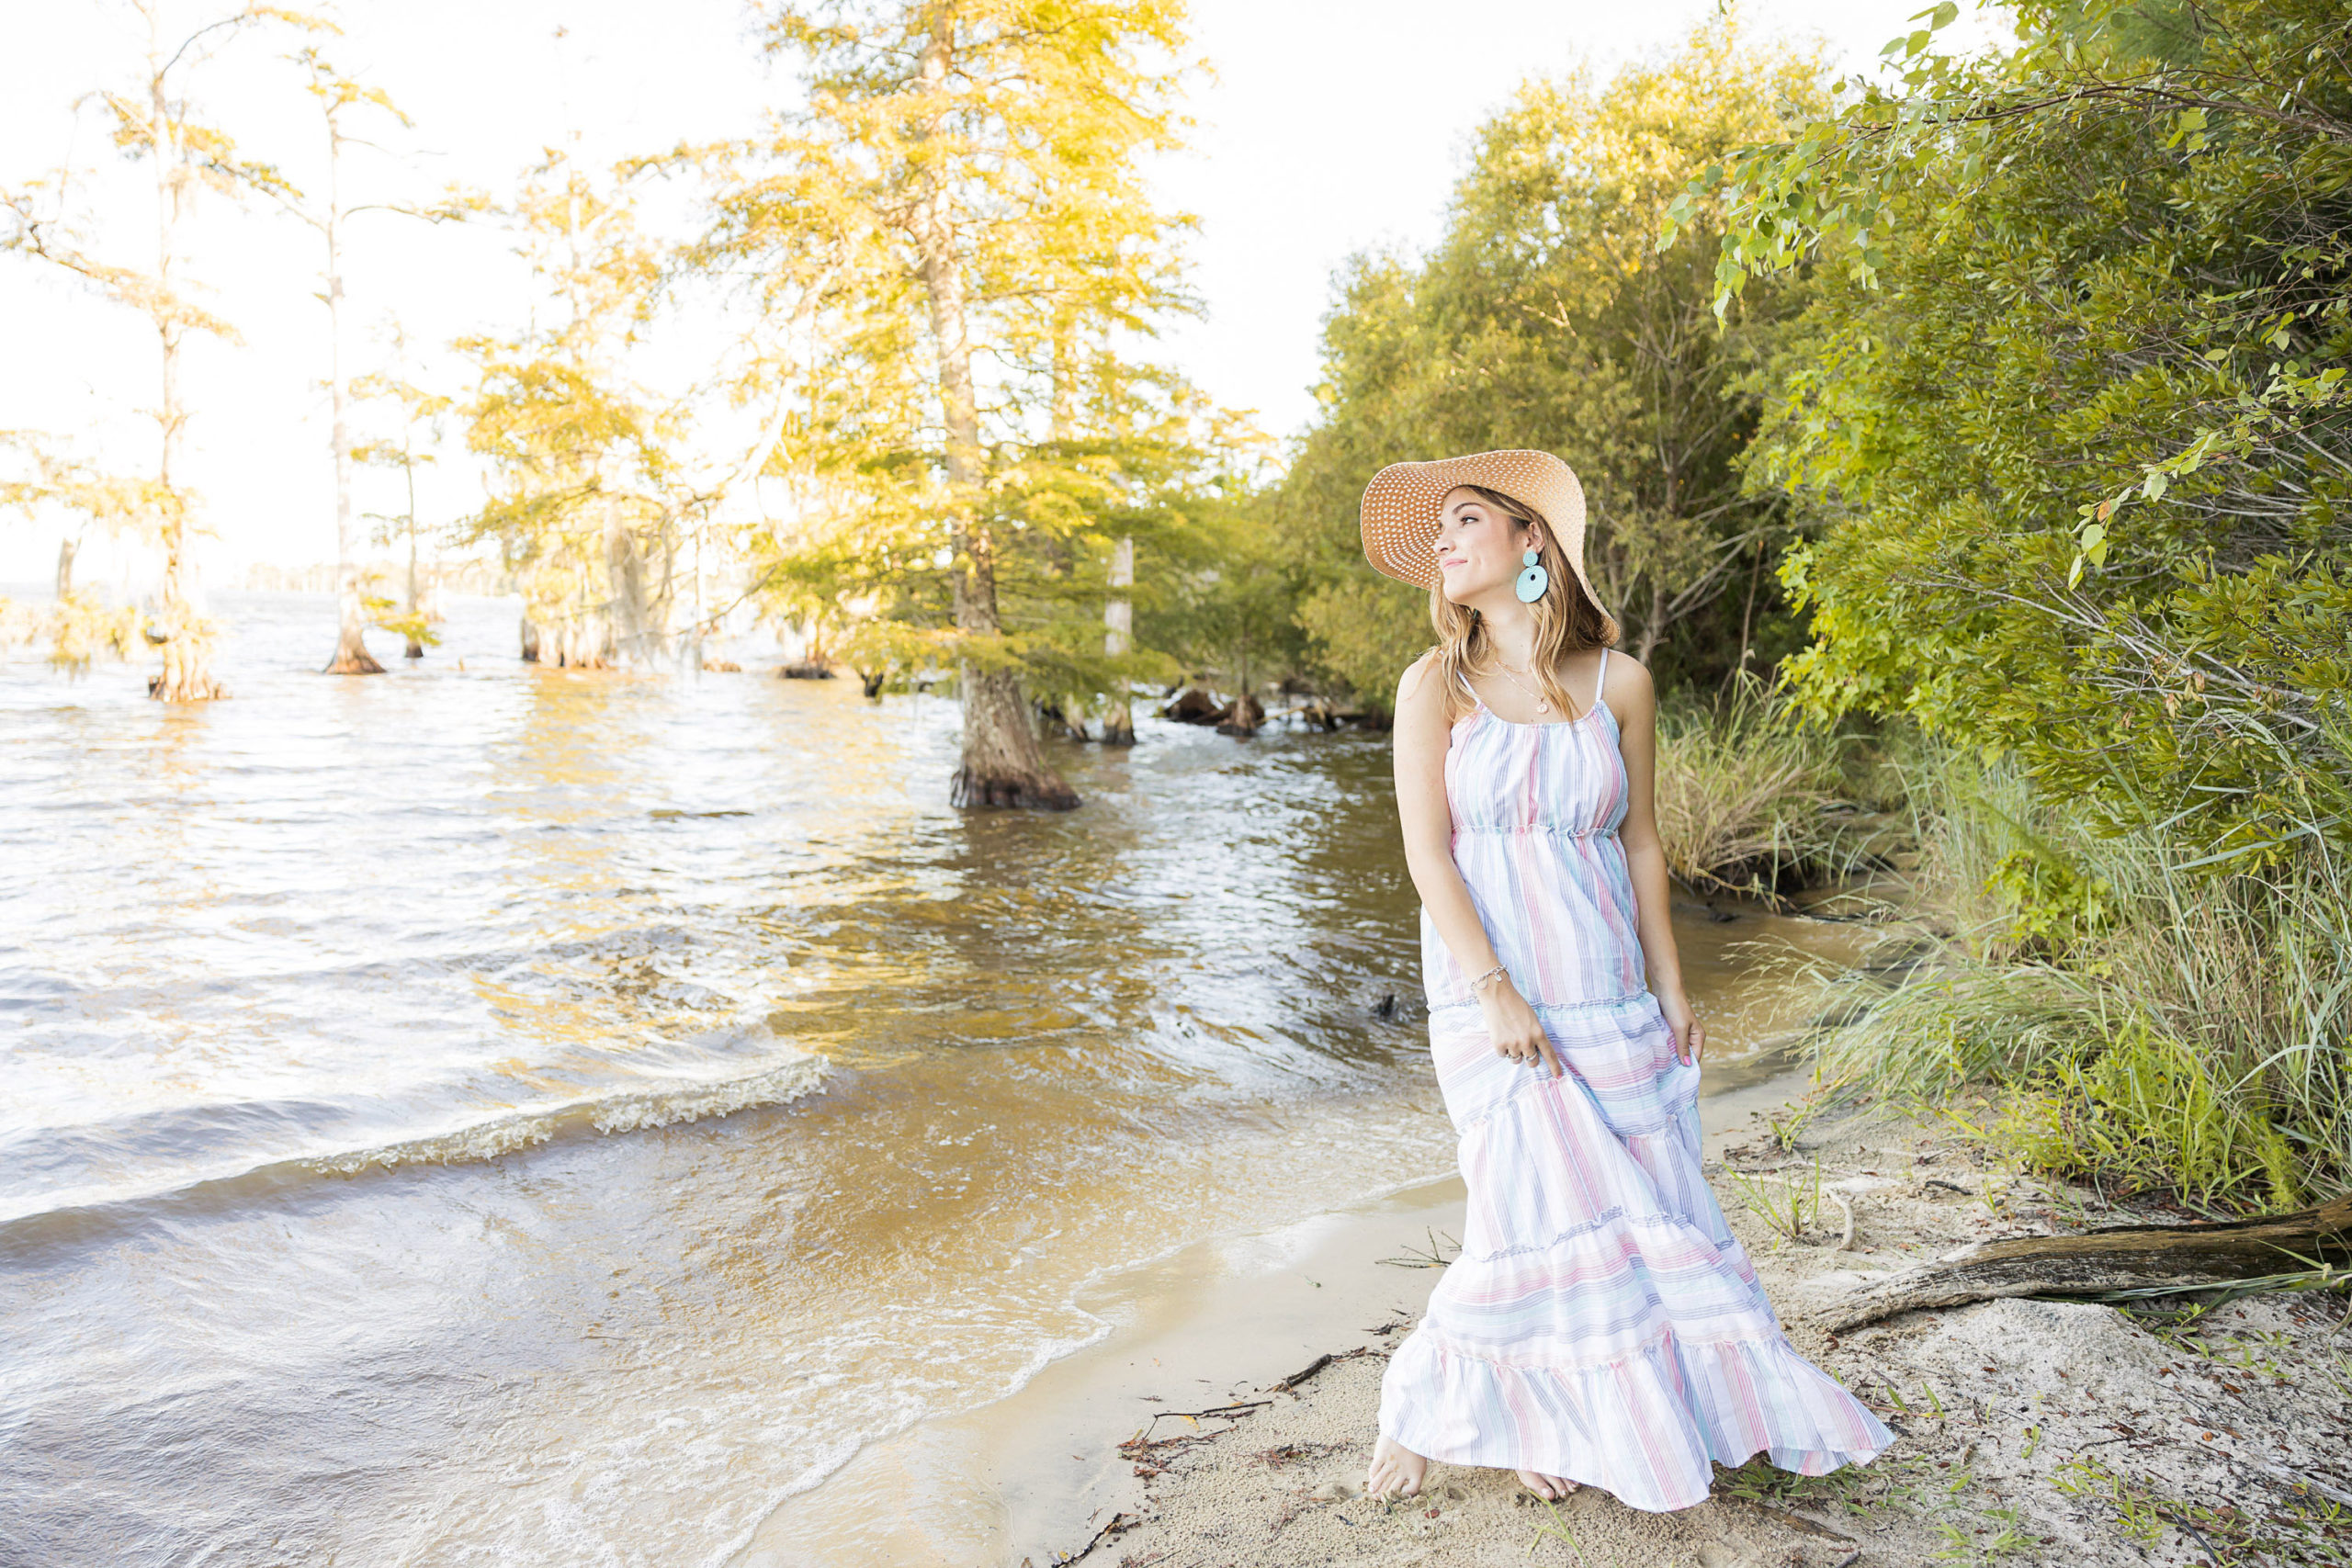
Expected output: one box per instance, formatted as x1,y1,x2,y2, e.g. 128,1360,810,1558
1430,485,1619,721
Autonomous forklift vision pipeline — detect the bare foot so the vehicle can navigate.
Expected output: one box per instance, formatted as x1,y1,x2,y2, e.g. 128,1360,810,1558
1365,1435,1428,1500
1517,1468,1580,1501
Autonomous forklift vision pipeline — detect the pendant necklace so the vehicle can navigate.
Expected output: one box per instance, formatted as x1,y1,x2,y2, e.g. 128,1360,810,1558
1494,660,1552,716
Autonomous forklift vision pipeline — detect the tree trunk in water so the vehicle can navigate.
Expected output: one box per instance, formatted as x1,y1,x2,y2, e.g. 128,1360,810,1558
914,12,1075,811
605,499,655,666
520,614,541,663
144,35,220,703
403,452,424,659
322,118,382,676
55,533,77,601
1102,535,1135,745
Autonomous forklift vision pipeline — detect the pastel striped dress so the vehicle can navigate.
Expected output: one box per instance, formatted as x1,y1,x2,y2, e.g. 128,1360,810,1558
1376,649,1892,1511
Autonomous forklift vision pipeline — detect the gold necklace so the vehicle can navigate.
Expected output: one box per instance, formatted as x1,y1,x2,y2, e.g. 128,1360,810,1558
1492,660,1553,716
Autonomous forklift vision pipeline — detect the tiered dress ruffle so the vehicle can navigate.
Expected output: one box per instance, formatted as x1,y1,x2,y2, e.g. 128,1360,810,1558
1378,656,1891,1511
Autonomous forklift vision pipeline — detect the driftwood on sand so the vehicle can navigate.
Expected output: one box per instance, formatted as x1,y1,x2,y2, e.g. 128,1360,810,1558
1822,1194,2352,1334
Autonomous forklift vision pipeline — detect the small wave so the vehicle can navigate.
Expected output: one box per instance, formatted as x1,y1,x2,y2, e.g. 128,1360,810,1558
0,1054,830,1256
301,1055,831,1176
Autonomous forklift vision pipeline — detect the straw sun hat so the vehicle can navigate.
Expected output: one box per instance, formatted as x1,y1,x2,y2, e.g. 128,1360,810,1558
1358,449,1608,616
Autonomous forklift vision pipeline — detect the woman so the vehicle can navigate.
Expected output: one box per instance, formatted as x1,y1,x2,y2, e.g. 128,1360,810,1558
1358,449,1890,1511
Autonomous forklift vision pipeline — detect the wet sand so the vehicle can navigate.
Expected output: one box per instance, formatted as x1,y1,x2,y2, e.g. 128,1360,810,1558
732,1069,1833,1566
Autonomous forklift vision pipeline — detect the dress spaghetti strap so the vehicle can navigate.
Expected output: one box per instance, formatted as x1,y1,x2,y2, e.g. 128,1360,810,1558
1592,646,1610,710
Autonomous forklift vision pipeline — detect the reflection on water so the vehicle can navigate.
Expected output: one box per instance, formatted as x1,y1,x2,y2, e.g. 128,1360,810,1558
0,595,1865,1566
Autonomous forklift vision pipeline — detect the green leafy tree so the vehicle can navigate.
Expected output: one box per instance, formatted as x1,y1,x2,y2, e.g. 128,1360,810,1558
0,431,152,663
699,0,1201,807
275,49,452,674
458,151,684,668
352,326,451,660
1283,16,1833,705
1676,0,2352,861
1,0,323,700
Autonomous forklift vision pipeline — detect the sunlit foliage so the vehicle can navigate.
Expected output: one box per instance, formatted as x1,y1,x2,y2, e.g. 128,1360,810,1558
695,0,1229,801
1281,15,1836,703
1679,0,2352,863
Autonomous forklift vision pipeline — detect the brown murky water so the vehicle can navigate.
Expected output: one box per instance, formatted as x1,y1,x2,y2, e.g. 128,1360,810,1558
0,594,1864,1566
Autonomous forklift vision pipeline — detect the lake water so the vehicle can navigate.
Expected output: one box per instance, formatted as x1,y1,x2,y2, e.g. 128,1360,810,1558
0,594,1860,1566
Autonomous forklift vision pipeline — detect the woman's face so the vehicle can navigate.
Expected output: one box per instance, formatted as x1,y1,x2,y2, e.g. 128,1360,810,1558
1432,488,1539,607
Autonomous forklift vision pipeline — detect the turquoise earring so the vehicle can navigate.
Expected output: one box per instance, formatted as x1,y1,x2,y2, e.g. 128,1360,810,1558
1514,547,1550,604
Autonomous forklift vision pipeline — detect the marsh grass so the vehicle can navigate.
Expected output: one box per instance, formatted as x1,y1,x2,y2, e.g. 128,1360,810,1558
1814,743,2352,1211
1727,1155,1826,1243
1653,676,1883,904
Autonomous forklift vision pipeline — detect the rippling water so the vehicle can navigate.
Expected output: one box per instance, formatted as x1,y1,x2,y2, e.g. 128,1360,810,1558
0,594,1860,1566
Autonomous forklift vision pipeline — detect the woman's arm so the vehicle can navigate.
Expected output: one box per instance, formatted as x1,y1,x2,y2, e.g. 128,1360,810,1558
1394,655,1562,1077
1606,654,1706,1066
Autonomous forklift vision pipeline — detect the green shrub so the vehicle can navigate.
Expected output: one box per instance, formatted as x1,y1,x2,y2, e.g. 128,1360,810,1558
1817,744,2349,1210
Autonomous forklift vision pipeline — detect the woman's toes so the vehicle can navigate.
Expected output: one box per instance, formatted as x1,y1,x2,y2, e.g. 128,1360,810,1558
1370,1437,1427,1499
1518,1468,1581,1500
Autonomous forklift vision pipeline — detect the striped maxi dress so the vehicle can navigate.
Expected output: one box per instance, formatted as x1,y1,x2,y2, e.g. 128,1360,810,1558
1376,648,1892,1511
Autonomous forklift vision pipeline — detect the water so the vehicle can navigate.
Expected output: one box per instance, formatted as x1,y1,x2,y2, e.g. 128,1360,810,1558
0,594,1864,1566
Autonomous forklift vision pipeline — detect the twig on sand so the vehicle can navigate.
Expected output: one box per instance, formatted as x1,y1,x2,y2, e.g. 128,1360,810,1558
1272,1347,1370,1394
2159,1509,2226,1568
1133,1400,1271,1438
1730,1496,1859,1542
1274,1353,1334,1392
1052,1507,1141,1564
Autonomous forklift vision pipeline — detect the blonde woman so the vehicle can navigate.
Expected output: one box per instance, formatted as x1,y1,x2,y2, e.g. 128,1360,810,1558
1359,451,1889,1509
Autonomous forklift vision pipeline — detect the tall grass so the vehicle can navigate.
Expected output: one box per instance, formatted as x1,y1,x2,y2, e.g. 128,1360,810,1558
1652,676,1880,903
1816,745,2352,1211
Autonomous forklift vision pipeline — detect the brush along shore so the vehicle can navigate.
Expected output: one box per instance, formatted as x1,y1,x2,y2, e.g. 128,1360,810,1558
1060,1097,2352,1568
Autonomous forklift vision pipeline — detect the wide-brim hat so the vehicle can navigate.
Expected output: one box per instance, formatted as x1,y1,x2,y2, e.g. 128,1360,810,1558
1359,448,1606,615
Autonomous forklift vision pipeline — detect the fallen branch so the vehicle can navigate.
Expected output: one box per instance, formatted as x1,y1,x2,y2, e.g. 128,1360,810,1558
1056,1508,1142,1564
1132,1400,1271,1438
1269,1346,1371,1394
1820,1195,2352,1334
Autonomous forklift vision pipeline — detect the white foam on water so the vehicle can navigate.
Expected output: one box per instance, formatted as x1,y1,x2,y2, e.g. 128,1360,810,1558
0,1051,832,1235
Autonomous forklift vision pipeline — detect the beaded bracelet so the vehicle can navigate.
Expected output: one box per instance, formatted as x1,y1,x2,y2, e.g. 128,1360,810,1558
1468,963,1509,996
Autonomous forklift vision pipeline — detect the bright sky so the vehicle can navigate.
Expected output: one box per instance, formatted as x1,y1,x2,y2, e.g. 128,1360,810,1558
0,0,1994,592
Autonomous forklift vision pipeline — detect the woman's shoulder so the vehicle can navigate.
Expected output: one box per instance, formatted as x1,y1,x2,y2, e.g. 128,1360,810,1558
1595,644,1654,711
1395,649,1447,709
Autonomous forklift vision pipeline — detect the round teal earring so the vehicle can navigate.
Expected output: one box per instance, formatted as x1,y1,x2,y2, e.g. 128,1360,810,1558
1514,547,1550,604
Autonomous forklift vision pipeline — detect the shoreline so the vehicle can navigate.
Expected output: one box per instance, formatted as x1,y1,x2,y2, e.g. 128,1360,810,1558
726,1066,1835,1568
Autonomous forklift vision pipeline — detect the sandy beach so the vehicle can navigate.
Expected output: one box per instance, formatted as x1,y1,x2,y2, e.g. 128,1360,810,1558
1048,1084,2352,1568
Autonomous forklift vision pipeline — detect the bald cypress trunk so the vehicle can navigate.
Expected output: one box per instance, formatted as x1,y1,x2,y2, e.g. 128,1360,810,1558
144,23,221,703
912,13,1076,811
1102,535,1135,745
322,117,382,676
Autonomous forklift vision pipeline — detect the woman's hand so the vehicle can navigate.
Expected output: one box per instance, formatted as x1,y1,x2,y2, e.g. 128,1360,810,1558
1480,981,1561,1077
1657,989,1705,1067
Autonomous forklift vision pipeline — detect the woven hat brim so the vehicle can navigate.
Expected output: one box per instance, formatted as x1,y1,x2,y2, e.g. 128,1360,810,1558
1358,449,1605,615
